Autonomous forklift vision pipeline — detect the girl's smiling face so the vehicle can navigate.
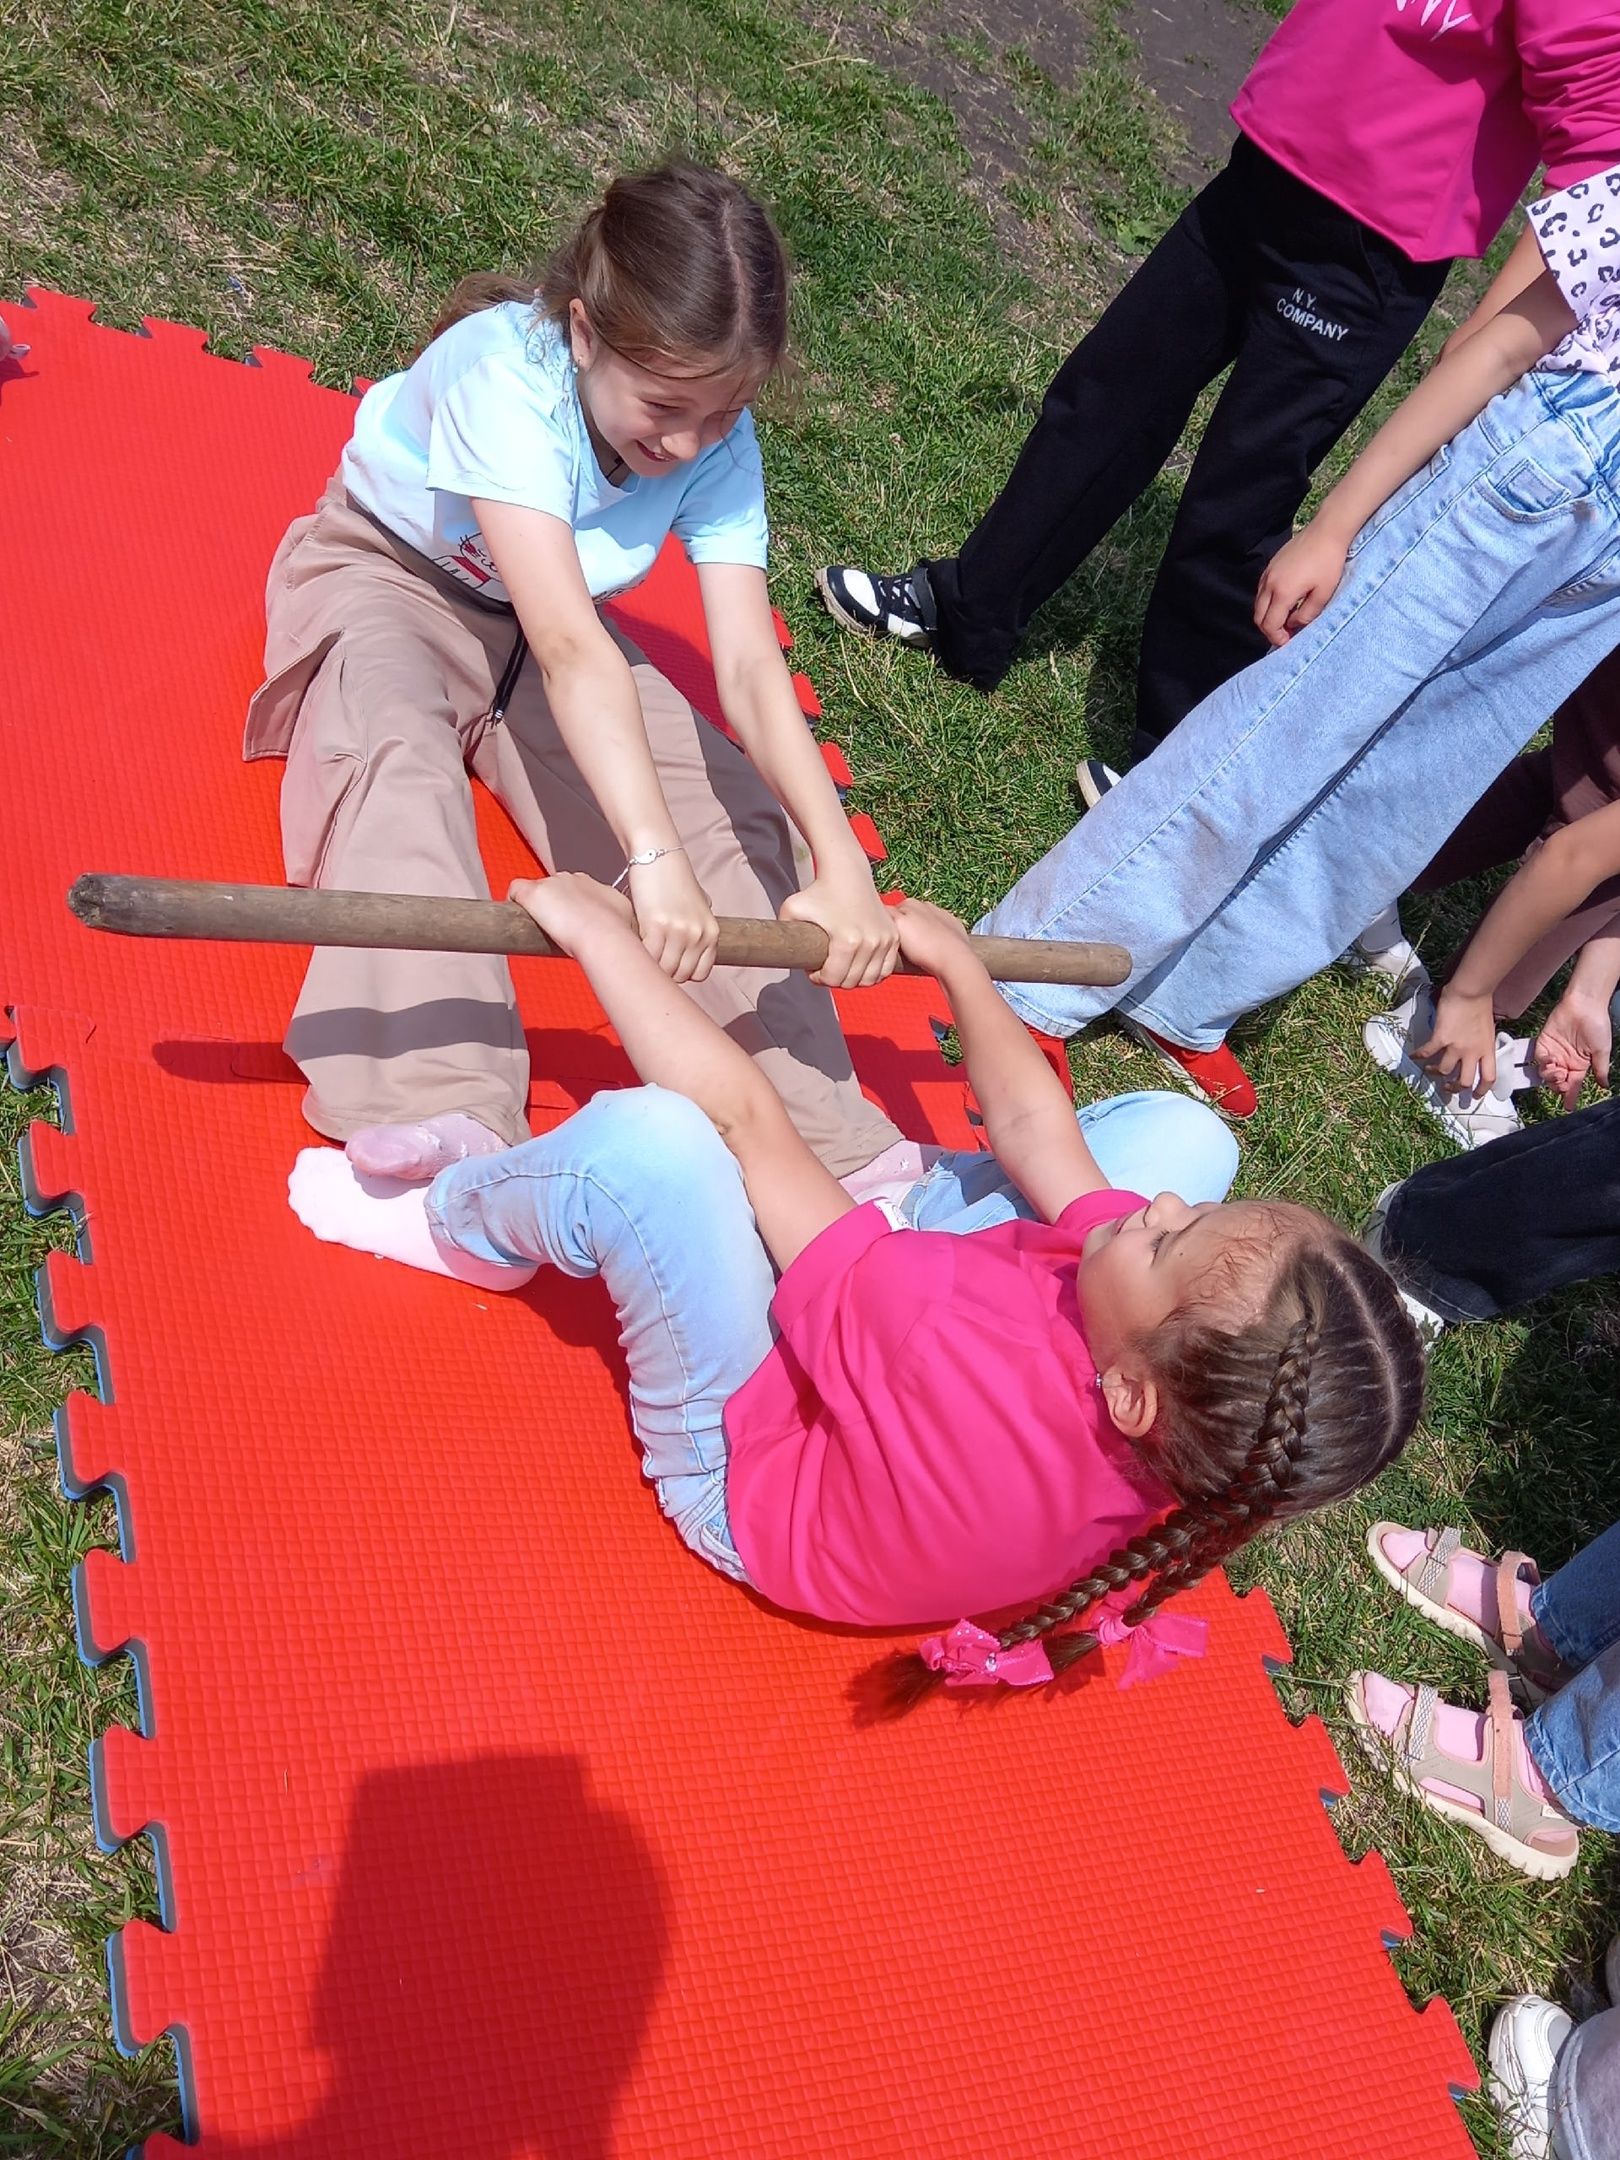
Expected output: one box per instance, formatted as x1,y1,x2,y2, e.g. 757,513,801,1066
569,300,760,478
1079,1196,1306,1439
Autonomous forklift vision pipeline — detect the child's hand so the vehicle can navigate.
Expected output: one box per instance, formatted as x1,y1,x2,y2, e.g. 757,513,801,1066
627,852,720,984
1415,984,1499,1096
507,872,636,955
779,866,900,988
890,897,980,979
1254,524,1351,647
1534,988,1612,1111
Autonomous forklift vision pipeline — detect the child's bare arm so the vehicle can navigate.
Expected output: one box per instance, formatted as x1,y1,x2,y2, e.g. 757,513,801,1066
510,874,852,1268
1419,800,1620,1095
698,560,899,990
1254,272,1576,646
1439,224,1549,359
892,900,1107,1219
476,498,719,984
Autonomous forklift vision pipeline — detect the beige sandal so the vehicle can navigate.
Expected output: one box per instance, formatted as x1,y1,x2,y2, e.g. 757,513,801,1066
1365,1522,1566,1705
1347,1669,1580,1882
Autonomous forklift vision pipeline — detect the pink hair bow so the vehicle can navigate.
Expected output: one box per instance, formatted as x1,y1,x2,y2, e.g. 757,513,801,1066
920,1619,1054,1689
1090,1588,1207,1689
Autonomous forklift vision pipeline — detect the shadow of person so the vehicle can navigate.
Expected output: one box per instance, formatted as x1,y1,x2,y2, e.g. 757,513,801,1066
173,1752,670,2160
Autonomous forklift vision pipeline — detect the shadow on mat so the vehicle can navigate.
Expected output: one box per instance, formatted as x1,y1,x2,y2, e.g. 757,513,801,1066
190,1752,670,2160
154,1021,962,1151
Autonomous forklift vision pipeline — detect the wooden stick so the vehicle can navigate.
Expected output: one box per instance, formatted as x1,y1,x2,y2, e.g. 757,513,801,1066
67,874,1130,988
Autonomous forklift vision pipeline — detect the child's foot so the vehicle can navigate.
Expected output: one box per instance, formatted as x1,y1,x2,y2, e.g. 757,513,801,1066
345,1111,508,1182
1366,1523,1570,1701
1346,901,1428,993
289,1148,536,1291
1488,1996,1578,2160
1363,983,1527,1149
814,563,934,650
1347,1669,1580,1880
1119,1018,1257,1119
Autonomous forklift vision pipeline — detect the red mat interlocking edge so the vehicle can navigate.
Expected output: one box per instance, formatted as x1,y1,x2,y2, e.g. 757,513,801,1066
1,287,1478,2159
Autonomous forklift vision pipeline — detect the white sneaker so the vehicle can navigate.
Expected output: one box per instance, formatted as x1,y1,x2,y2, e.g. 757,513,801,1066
1488,1996,1577,2160
1359,1182,1448,1343
1364,984,1529,1149
1349,901,1428,993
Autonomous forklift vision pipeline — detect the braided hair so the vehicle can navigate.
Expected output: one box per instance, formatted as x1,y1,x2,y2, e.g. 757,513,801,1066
854,1211,1424,1720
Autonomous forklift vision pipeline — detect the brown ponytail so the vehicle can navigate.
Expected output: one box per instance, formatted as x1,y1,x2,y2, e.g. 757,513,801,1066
421,160,791,383
425,272,539,346
853,1217,1423,1722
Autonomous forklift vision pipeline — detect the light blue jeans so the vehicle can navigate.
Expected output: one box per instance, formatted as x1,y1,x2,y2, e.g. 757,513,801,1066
981,368,1620,1048
1526,1521,1620,1835
1528,1522,1620,2160
425,1086,1238,1582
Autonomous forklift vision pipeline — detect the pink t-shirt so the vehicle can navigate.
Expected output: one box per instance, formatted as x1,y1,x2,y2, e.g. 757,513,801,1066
1231,0,1620,263
723,1190,1175,1628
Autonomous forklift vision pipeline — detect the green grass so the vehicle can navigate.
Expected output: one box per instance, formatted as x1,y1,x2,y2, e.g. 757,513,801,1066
4,3,1619,2153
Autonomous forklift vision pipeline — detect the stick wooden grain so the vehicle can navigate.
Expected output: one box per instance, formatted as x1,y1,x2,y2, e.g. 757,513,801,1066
66,874,1131,987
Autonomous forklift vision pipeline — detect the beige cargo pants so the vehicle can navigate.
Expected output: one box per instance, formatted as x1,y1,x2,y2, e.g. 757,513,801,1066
243,480,901,1177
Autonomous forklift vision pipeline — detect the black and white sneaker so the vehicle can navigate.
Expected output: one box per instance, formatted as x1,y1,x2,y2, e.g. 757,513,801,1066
1075,758,1122,810
815,563,934,649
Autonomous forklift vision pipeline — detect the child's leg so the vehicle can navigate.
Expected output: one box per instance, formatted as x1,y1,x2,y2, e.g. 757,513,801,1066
485,631,904,1181
1531,1523,1620,1681
1410,746,1553,894
268,498,534,1161
292,1087,774,1578
905,1089,1237,1232
976,372,1620,1046
430,1086,775,1578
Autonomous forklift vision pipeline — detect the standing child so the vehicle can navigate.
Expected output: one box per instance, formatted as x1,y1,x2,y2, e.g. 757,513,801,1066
976,159,1620,1119
816,0,1620,761
290,876,1423,1696
245,160,903,1185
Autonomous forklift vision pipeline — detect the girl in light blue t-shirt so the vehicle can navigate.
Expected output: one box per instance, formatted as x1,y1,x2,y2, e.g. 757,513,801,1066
245,161,905,1186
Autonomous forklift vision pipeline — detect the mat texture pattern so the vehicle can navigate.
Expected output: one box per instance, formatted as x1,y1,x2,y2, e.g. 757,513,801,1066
0,288,1476,2158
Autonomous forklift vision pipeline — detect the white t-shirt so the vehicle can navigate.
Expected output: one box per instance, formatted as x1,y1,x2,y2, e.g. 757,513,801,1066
1530,163,1620,383
341,302,770,603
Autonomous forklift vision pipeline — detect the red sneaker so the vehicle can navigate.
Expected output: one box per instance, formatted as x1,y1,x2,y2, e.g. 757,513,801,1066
1122,1020,1257,1119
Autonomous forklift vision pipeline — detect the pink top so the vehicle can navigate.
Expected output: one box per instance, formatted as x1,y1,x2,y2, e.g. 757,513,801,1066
1231,0,1620,264
723,1190,1174,1628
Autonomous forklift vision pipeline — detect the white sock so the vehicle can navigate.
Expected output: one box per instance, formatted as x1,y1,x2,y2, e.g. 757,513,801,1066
345,1112,509,1183
289,1148,537,1290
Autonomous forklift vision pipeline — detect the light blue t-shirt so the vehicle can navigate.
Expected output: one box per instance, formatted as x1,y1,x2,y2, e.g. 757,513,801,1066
341,302,769,604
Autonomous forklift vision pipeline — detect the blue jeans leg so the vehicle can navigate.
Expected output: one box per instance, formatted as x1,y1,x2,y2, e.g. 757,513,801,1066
1523,1523,1620,1832
425,1085,773,1581
904,1089,1239,1232
1552,2007,1620,2160
979,370,1620,1044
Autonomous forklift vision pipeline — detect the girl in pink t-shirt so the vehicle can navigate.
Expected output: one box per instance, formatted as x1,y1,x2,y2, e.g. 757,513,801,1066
292,876,1423,1701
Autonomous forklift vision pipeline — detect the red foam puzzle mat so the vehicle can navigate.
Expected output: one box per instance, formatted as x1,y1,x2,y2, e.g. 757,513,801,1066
0,287,1477,2158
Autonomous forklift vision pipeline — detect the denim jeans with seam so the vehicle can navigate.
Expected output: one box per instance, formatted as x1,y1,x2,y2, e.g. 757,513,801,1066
980,368,1620,1049
1524,1522,1620,1836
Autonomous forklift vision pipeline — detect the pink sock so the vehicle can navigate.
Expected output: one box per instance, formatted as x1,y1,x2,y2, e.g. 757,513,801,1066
345,1112,509,1183
1379,1527,1537,1640
1358,1673,1558,1811
289,1148,536,1291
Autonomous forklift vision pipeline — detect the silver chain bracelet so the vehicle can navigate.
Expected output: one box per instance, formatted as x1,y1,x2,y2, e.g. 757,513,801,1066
612,843,686,893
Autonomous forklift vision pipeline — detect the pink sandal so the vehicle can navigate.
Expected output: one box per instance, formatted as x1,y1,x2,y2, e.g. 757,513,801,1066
1365,1522,1567,1705
1346,1669,1580,1882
